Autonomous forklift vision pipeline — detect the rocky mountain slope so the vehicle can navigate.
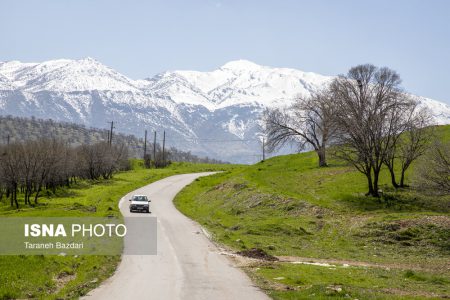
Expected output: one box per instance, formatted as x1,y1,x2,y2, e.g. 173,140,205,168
1,58,449,163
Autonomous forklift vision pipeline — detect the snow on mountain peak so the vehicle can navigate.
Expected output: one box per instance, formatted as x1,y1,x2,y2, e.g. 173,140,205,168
80,56,97,62
0,58,449,163
0,57,140,93
221,59,262,71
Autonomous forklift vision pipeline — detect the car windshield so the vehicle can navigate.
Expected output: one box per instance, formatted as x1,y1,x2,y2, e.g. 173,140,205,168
132,196,147,201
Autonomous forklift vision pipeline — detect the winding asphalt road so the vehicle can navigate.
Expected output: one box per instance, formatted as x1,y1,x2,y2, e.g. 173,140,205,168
83,172,268,300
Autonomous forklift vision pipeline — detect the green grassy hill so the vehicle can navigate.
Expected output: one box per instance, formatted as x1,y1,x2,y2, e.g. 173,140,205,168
174,125,450,299
0,161,234,299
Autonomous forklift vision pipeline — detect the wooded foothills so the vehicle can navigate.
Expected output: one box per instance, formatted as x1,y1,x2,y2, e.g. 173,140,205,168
0,115,225,163
0,115,225,208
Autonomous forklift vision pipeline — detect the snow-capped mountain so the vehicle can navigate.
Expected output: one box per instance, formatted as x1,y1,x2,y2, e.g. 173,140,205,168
1,58,449,163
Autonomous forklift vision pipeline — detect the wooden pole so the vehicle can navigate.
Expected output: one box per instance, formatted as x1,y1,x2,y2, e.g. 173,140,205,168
109,121,114,145
262,138,265,161
153,131,156,164
143,130,147,158
162,131,166,165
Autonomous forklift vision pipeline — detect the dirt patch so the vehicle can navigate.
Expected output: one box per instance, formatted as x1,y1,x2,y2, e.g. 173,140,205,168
283,199,330,218
324,167,354,176
381,287,447,298
362,215,450,251
67,202,97,213
243,194,266,209
53,271,76,294
210,182,229,191
220,251,267,267
233,183,248,190
276,256,450,272
237,248,278,261
385,216,450,229
212,181,250,192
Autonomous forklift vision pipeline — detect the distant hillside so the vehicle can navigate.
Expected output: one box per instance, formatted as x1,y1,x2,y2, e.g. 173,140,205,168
0,115,225,163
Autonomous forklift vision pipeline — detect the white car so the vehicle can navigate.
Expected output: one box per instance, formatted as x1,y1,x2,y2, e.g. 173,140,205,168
129,195,151,213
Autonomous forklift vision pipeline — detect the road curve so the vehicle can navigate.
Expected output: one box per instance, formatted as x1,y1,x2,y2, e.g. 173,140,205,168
83,172,269,300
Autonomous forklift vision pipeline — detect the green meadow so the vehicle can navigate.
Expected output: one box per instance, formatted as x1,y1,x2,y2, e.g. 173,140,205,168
0,161,233,299
174,125,450,299
1,125,448,299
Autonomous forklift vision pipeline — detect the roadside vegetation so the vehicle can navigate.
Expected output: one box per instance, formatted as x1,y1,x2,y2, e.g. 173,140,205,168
0,161,234,299
174,125,450,299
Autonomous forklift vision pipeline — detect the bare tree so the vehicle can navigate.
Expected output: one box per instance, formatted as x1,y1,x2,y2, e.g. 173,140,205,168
77,142,129,180
414,141,450,194
0,139,131,208
21,141,40,205
263,88,337,167
0,143,22,208
331,64,414,197
33,139,67,203
383,103,432,188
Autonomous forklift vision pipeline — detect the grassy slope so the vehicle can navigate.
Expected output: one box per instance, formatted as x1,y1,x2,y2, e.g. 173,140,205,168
0,161,235,300
174,125,450,299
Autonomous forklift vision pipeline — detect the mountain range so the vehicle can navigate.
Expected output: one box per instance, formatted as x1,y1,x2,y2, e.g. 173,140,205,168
1,57,449,163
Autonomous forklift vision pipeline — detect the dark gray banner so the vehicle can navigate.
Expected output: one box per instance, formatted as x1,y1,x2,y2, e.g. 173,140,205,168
0,217,157,255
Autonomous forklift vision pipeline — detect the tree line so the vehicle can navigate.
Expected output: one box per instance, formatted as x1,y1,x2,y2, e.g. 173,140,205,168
149,146,226,167
0,115,143,156
0,140,129,208
0,115,227,164
264,64,447,197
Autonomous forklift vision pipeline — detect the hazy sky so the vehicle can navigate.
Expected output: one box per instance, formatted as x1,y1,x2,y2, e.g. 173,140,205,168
1,0,449,103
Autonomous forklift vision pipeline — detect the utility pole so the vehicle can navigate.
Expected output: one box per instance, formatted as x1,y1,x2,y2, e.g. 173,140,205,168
162,130,166,165
107,121,114,145
153,131,157,164
262,137,266,161
143,130,147,158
